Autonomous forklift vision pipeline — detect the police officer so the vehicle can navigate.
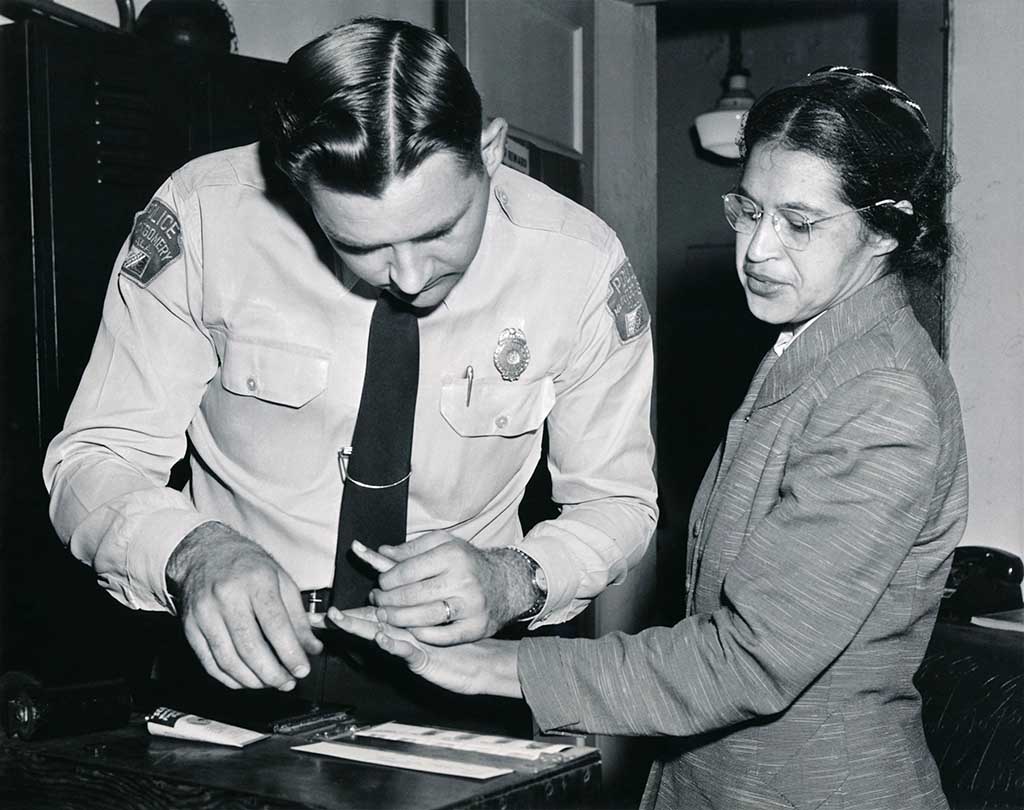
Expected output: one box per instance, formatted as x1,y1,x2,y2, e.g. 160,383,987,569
43,18,656,717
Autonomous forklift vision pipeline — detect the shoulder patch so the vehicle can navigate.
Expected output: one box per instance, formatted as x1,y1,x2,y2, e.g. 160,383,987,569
606,260,651,342
120,198,182,286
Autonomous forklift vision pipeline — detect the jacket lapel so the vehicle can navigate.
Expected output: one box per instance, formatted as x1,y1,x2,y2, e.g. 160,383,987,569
754,274,910,411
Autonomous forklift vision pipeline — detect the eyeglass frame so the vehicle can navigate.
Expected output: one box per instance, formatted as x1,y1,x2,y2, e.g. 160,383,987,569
721,192,898,252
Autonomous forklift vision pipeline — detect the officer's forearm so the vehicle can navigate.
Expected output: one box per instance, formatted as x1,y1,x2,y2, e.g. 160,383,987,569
483,547,544,628
165,520,259,600
167,520,221,592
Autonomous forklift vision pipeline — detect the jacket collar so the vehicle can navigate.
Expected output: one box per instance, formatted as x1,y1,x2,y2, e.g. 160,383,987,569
754,273,910,410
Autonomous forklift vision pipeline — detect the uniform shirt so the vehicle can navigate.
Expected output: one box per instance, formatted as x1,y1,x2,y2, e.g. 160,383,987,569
43,144,658,626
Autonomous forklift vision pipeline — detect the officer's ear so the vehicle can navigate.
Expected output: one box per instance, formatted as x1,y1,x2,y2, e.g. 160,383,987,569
480,117,508,179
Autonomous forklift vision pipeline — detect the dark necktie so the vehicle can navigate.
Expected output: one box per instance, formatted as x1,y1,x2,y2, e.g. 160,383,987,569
330,293,419,610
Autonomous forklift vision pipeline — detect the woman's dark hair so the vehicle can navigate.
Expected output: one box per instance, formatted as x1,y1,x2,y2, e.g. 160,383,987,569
739,66,957,288
265,17,484,197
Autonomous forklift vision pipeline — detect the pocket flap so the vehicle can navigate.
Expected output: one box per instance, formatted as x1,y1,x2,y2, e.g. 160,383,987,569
441,376,555,438
221,339,329,408
768,712,848,809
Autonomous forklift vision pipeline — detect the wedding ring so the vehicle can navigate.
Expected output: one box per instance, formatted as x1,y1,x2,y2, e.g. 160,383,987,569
441,599,453,625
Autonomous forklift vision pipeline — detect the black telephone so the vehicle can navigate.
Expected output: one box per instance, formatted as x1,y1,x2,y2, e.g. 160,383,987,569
939,545,1024,621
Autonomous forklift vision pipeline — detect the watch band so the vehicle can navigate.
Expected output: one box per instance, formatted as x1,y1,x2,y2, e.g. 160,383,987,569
505,546,547,621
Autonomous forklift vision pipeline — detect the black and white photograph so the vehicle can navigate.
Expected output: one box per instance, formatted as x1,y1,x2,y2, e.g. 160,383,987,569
0,1,1020,808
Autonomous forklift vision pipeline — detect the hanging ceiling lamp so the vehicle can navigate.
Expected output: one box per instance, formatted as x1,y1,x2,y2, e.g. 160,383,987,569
694,29,755,160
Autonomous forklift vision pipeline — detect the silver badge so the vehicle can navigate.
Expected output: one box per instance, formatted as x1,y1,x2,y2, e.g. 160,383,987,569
493,327,530,382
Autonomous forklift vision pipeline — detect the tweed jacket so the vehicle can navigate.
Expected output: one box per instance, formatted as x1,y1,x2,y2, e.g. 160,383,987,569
520,274,968,810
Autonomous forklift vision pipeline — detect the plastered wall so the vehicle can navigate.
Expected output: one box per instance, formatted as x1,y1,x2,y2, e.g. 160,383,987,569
947,0,1024,560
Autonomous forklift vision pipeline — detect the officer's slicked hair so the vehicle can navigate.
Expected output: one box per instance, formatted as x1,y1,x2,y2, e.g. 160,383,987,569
266,17,484,196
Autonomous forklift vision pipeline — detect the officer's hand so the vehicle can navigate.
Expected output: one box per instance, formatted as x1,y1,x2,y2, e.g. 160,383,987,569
327,607,523,699
166,521,323,691
353,533,522,645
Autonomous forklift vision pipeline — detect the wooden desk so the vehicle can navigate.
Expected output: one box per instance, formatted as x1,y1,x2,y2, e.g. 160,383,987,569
1,722,600,810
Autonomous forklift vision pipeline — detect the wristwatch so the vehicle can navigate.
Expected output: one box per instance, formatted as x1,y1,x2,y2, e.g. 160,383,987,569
505,546,548,621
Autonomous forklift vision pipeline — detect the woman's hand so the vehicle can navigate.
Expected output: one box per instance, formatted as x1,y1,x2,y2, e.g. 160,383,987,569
327,606,523,699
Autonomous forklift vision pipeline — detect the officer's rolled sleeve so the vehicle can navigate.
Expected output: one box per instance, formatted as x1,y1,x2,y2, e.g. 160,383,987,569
521,247,658,626
56,477,218,612
43,176,217,612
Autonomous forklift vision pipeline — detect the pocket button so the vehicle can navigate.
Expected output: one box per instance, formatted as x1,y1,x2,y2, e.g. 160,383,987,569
246,376,258,392
494,414,509,429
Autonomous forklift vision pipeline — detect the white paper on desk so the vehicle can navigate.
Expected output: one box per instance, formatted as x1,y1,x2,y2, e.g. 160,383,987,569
356,721,571,761
292,741,513,780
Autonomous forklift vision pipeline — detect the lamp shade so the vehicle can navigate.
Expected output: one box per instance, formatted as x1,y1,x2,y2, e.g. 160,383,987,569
695,72,754,160
695,109,747,159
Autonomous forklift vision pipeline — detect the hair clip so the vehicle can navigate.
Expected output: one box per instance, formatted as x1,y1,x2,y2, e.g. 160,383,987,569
809,65,928,130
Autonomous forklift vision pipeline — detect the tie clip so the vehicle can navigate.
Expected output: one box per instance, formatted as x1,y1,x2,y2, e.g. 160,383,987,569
337,447,352,481
337,447,411,489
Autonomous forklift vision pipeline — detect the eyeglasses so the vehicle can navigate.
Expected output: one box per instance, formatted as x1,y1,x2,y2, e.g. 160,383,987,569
722,193,897,251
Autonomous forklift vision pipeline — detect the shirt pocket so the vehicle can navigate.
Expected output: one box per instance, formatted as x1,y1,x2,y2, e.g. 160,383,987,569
207,338,330,489
220,338,328,408
430,376,555,520
439,376,555,438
